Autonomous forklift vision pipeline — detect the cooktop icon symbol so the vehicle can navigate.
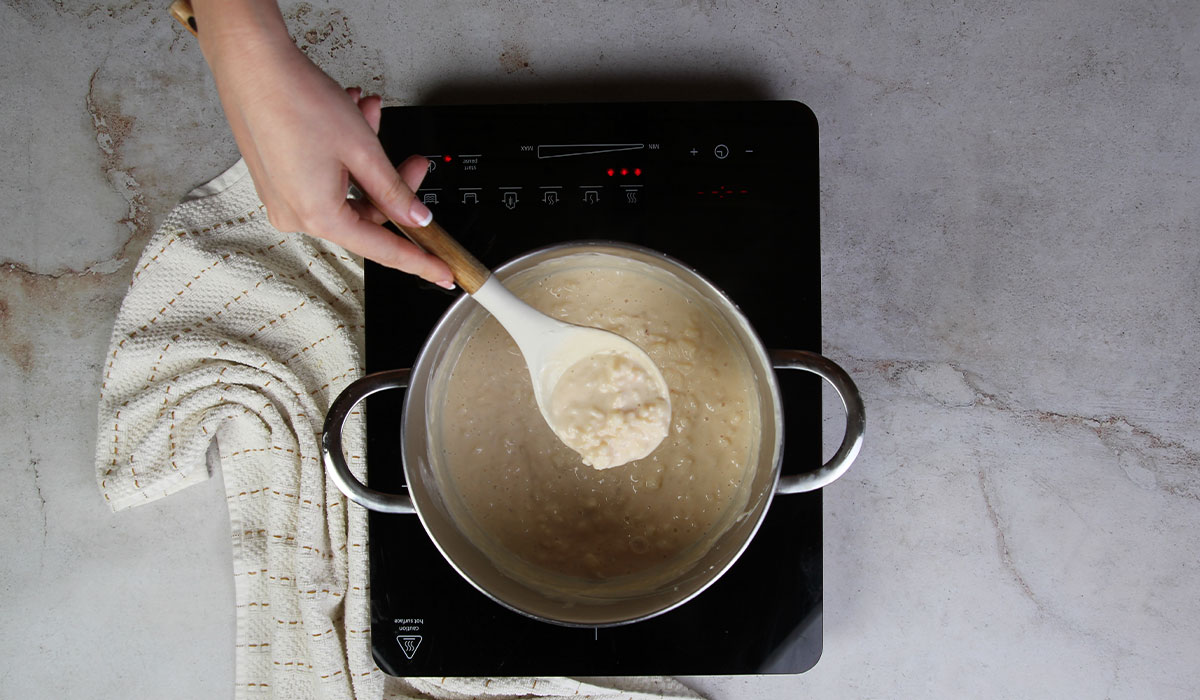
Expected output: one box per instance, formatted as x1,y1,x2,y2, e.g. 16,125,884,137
503,191,519,209
397,635,423,660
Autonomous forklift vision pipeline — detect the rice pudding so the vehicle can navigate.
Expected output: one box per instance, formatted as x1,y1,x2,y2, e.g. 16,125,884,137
438,254,760,583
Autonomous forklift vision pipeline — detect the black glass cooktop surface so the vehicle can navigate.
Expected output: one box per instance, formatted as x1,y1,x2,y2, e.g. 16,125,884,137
366,101,822,676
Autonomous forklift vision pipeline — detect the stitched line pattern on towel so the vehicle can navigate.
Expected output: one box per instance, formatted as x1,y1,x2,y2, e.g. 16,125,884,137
227,482,356,514
100,409,124,491
313,249,356,264
161,371,223,452
280,330,346,366
141,364,359,406
107,248,361,401
138,365,358,440
101,288,359,492
130,206,265,286
169,406,243,479
309,370,359,397
137,277,297,394
137,288,361,397
167,409,177,468
104,362,350,493
300,589,344,598
131,238,288,324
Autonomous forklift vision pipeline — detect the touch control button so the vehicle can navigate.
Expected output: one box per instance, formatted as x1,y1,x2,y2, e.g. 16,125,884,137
714,144,730,159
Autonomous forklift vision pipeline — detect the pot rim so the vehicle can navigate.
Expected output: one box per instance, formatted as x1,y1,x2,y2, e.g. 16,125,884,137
401,240,786,627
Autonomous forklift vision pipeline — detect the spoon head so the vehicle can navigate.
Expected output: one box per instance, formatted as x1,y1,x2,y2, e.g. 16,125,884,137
529,325,672,470
471,276,672,469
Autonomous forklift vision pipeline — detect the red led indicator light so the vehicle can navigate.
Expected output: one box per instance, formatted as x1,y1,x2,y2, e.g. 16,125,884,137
443,155,452,163
696,185,750,199
620,168,629,176
607,168,615,176
635,168,643,176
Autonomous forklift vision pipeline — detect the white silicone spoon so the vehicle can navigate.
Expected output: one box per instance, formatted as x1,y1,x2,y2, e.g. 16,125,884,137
395,218,671,469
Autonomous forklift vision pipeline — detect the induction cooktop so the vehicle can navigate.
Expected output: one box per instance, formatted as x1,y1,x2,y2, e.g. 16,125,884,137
365,101,822,676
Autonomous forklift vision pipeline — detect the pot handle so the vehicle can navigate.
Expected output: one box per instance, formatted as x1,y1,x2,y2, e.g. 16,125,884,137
772,349,866,494
321,369,417,514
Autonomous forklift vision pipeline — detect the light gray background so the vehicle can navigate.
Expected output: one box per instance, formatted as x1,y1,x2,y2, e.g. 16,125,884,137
2,1,1197,698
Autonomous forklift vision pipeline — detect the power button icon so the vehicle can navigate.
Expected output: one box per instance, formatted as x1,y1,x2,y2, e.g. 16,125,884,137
713,144,730,159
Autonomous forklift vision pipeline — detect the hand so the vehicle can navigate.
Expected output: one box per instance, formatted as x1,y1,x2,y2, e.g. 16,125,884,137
193,0,453,288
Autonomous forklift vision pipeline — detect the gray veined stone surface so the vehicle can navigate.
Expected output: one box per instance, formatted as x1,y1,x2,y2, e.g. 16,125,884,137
2,1,1198,698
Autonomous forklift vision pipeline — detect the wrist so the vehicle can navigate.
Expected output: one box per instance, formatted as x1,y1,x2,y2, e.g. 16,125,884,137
193,0,294,64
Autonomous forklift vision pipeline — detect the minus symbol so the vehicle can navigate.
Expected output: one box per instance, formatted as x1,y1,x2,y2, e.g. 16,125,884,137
745,149,754,153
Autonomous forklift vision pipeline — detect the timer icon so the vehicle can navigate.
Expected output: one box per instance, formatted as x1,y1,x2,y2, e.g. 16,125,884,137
713,144,730,159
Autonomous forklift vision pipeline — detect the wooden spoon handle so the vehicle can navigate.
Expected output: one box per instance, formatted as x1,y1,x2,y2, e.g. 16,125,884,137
389,218,491,294
169,0,198,36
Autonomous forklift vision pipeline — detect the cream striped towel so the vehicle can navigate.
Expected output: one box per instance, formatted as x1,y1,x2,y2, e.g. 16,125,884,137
94,159,703,700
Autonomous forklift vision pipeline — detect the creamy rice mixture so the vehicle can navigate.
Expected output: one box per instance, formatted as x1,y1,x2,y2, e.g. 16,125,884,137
439,256,759,582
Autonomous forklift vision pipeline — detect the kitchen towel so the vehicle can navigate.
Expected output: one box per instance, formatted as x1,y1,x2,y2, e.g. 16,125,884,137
94,159,703,700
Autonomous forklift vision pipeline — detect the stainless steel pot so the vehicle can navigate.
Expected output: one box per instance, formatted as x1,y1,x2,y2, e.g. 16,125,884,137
322,242,864,626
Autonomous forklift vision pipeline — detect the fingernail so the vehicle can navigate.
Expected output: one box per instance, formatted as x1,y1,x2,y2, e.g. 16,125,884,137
409,199,433,227
436,279,456,290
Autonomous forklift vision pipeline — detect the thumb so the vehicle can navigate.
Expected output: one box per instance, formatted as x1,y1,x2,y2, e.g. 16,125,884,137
347,142,433,229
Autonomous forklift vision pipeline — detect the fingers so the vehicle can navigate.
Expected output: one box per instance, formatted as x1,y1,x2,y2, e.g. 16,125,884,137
346,87,382,134
343,88,430,225
347,144,433,229
397,153,430,192
244,83,444,285
322,207,454,287
358,95,382,134
345,154,429,226
347,198,388,225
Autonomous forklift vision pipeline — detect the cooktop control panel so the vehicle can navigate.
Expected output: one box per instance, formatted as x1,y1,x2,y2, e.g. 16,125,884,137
415,138,766,212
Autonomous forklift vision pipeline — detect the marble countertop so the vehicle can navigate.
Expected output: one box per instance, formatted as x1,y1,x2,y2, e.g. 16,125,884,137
2,1,1197,698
